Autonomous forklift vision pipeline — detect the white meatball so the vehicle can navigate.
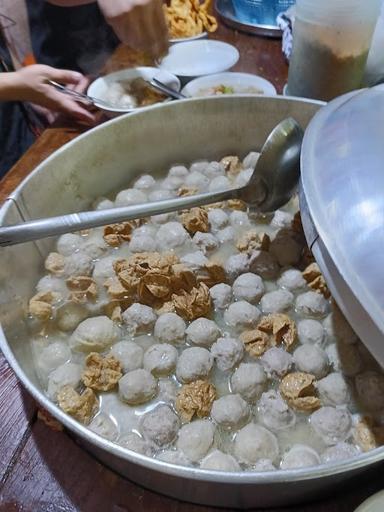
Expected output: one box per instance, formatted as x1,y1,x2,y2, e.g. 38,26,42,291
297,319,324,345
110,341,144,373
143,344,178,376
155,222,189,250
63,252,93,277
140,405,180,446
161,176,184,190
258,390,296,431
216,226,235,244
180,251,208,271
133,174,156,190
260,347,293,377
94,198,114,210
253,459,276,472
151,212,174,224
89,413,118,441
157,449,192,466
176,420,215,462
310,406,352,445
316,372,351,406
210,283,232,310
92,256,118,281
176,347,213,383
211,394,249,429
69,316,120,353
248,250,279,280
270,230,302,267
260,289,294,314
243,151,259,169
277,269,306,291
355,371,384,411
57,233,83,256
149,189,175,201
158,378,178,403
185,171,210,190
185,318,220,347
293,345,329,379
280,444,320,469
234,424,278,464
190,161,208,174
211,337,244,371
36,341,71,381
56,302,88,332
224,253,250,281
224,301,260,330
119,369,157,405
295,291,329,318
115,188,147,207
207,209,229,231
323,309,358,345
168,165,189,178
209,176,231,192
133,224,157,238
201,450,241,471
231,362,266,402
271,210,293,229
129,235,156,253
234,167,253,188
154,313,186,344
202,161,225,178
321,442,359,464
232,273,264,303
118,432,153,456
47,362,82,400
229,211,251,229
37,275,68,296
81,233,108,259
122,303,157,336
192,232,219,253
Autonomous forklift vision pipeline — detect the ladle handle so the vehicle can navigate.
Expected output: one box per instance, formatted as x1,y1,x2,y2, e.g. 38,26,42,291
0,187,244,247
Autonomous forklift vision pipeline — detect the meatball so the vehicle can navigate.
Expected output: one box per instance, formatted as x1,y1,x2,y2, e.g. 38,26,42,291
140,405,180,446
176,347,213,383
316,372,351,406
57,233,82,256
185,318,220,347
234,168,253,188
169,164,189,178
248,250,279,280
156,222,189,249
158,378,178,403
211,394,249,429
69,316,120,353
94,198,114,210
118,432,153,456
295,291,329,318
271,210,293,229
185,171,210,190
180,251,208,271
260,289,294,314
243,151,259,170
277,269,306,292
253,459,276,472
258,390,296,431
63,252,93,277
203,161,225,178
81,233,108,259
190,161,208,174
176,420,215,462
115,188,147,207
89,413,118,442
110,341,144,373
56,303,88,332
209,176,231,192
162,175,184,190
122,303,157,336
297,319,324,345
231,362,266,402
269,230,302,266
154,313,186,344
47,362,82,400
280,444,320,469
260,347,293,378
143,344,178,376
224,301,260,330
216,226,235,244
229,211,251,229
321,442,359,464
92,256,118,281
37,275,68,296
200,450,241,471
210,283,232,310
293,345,329,379
355,371,384,411
232,273,265,303
224,253,250,281
157,449,192,466
234,423,278,464
149,189,175,201
211,337,244,371
129,235,156,253
310,406,352,445
193,232,219,253
119,369,158,405
207,209,229,231
133,174,156,190
36,341,71,381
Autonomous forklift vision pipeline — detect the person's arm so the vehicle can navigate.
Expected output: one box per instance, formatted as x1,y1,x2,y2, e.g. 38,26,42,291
0,64,95,123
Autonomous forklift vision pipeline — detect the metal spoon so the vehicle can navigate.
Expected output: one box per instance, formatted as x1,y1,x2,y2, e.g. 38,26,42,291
146,78,187,100
48,80,117,109
0,117,303,247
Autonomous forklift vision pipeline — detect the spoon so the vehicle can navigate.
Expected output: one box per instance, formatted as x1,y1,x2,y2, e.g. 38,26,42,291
0,117,303,247
48,80,116,109
146,78,187,100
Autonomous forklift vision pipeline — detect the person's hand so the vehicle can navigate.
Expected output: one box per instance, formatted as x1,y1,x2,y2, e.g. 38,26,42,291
97,0,168,59
10,64,96,124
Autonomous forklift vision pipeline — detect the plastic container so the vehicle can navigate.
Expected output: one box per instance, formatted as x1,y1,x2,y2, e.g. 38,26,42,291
232,0,294,27
286,0,381,100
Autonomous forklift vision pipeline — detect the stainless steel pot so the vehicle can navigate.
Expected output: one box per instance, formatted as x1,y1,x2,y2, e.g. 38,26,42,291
2,96,383,509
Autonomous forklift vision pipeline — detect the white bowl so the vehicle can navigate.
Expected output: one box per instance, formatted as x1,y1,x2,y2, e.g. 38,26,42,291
182,72,277,97
170,32,208,44
158,40,240,80
87,66,181,116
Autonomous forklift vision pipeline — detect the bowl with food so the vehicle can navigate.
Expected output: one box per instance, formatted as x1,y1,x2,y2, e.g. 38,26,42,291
2,95,384,509
87,67,181,116
182,71,277,96
164,0,217,43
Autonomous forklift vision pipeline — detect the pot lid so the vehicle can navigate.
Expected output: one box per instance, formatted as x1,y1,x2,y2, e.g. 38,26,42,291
300,84,384,365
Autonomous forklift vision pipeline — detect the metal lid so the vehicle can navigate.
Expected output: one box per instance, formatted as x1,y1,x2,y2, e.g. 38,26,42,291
300,84,384,365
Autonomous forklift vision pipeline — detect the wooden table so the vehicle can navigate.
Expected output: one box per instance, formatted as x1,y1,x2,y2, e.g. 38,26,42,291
1,18,383,512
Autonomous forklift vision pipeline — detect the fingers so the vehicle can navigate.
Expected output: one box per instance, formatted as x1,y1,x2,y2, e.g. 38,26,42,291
47,67,84,86
44,88,96,124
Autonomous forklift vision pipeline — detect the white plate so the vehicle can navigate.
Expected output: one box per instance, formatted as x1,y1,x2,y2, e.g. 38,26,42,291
355,491,384,512
182,72,277,97
87,67,181,116
169,32,208,44
158,40,240,79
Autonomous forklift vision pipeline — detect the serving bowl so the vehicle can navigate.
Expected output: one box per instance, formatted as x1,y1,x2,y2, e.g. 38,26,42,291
2,96,384,509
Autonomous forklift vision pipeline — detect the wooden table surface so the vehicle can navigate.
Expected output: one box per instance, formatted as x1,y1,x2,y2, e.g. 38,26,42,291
1,16,383,512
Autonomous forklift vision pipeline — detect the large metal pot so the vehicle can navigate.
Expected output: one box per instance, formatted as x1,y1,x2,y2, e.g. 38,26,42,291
1,96,383,509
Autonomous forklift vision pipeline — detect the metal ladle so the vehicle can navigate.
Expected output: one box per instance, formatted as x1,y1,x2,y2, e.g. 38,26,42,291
0,117,303,247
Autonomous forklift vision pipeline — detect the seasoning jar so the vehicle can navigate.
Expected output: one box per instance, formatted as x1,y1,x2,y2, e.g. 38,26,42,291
286,0,381,101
